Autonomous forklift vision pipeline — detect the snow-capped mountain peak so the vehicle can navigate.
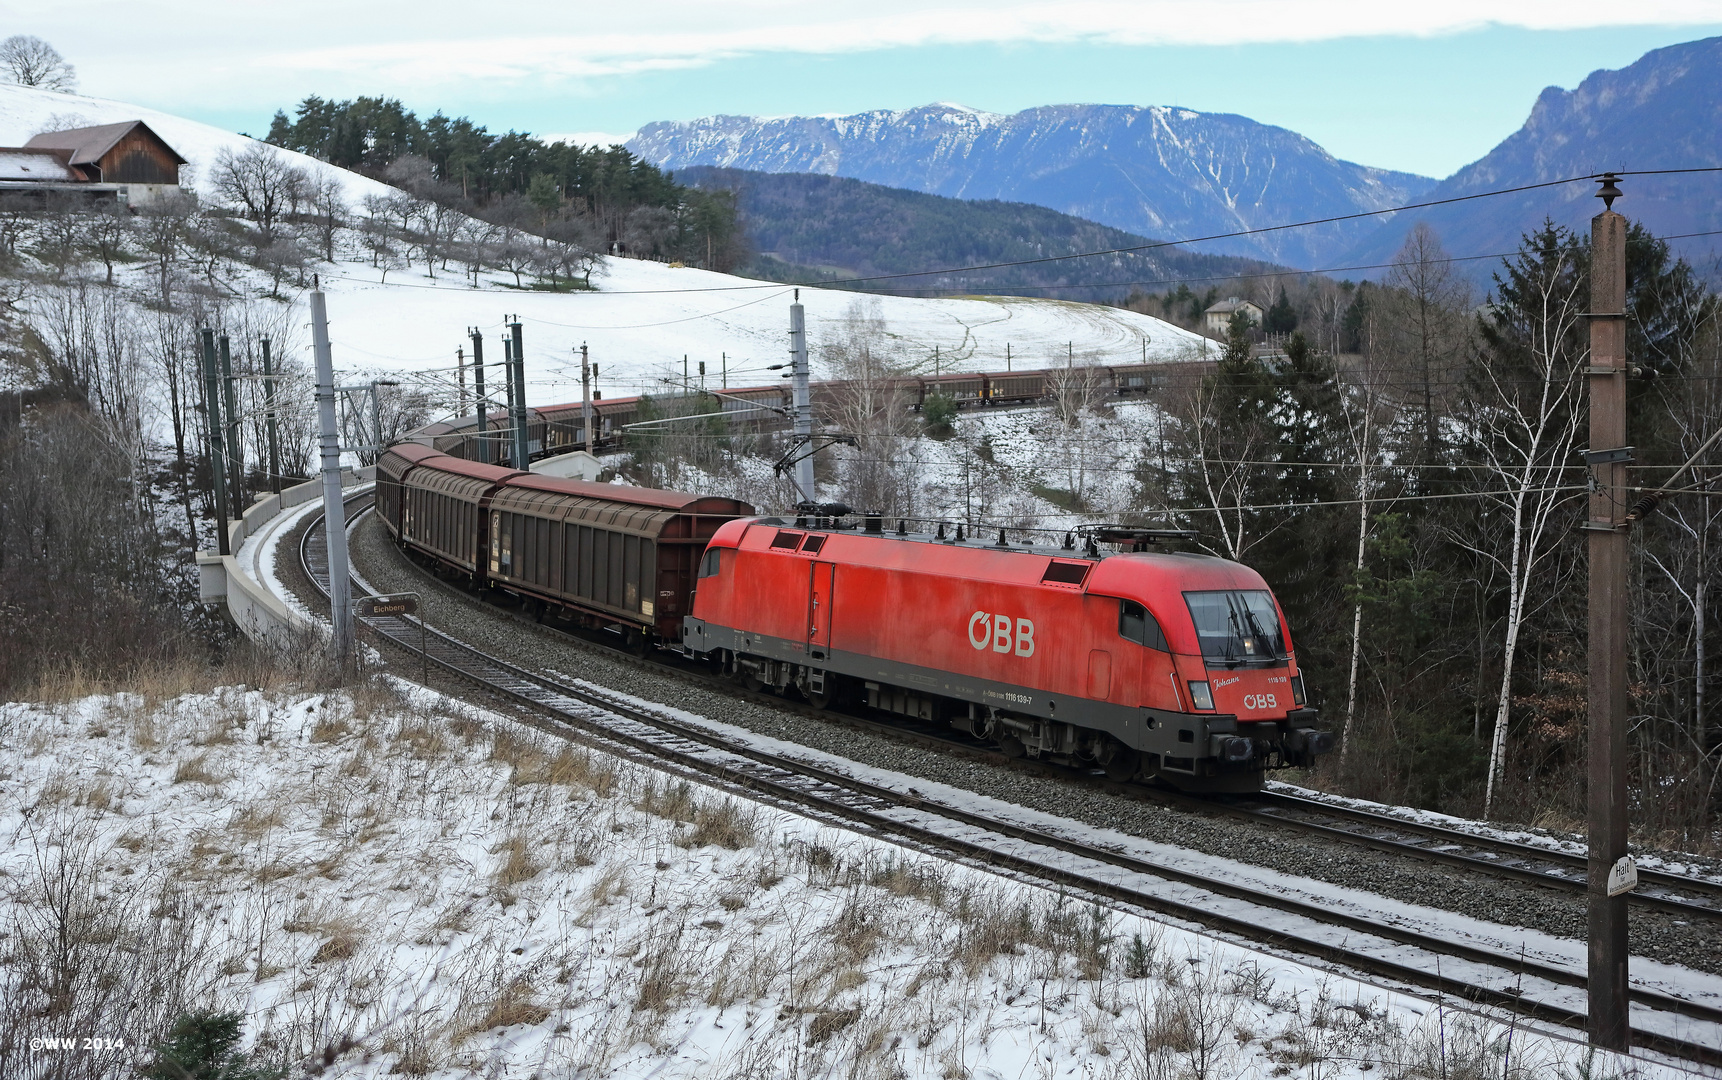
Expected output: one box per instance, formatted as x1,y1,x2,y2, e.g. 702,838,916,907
632,102,1434,267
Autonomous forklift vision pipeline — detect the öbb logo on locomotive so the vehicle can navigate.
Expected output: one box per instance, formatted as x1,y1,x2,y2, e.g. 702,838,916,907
378,438,1335,793
967,612,1036,656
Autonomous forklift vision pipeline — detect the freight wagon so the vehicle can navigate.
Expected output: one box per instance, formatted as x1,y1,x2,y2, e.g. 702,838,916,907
376,445,753,641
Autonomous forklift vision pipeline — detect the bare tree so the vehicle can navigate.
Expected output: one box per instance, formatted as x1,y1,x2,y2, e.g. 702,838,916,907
359,195,406,282
78,201,134,286
210,144,307,247
1452,230,1589,818
304,173,347,262
821,299,916,515
0,35,76,91
1335,340,1405,766
135,190,200,302
1385,223,1470,458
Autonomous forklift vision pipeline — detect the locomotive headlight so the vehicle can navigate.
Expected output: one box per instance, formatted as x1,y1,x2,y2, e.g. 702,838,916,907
1188,681,1214,711
1291,674,1306,706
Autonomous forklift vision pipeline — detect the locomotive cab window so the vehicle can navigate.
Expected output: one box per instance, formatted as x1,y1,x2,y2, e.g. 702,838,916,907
698,547,724,579
1183,590,1286,664
1118,600,1168,651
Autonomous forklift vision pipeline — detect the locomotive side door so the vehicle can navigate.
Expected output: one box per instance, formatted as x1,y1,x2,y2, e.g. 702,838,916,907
808,561,835,653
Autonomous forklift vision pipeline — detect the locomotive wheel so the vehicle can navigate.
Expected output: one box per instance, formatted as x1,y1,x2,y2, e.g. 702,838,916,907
806,687,832,710
1103,746,1141,783
997,735,1026,759
741,673,765,693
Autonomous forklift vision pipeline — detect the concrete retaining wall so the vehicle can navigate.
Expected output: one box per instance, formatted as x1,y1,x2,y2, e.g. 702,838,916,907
196,467,375,644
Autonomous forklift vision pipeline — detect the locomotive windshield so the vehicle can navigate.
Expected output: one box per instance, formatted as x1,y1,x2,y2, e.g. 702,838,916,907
1183,590,1286,665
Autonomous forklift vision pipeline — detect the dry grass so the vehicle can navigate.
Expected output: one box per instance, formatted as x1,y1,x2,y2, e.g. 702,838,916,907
172,752,223,785
284,905,365,966
309,715,349,743
635,779,696,823
491,833,542,889
466,978,551,1037
392,721,447,759
808,1007,861,1046
229,800,286,839
681,798,756,850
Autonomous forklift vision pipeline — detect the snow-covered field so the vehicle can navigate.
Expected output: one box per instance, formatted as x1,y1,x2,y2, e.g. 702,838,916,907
313,256,1210,409
0,684,1665,1080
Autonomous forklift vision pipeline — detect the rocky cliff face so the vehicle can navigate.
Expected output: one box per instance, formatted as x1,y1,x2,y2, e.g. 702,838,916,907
631,103,1434,267
1344,36,1722,274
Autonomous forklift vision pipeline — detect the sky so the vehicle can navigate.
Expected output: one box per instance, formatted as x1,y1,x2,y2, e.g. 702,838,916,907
9,2,1722,179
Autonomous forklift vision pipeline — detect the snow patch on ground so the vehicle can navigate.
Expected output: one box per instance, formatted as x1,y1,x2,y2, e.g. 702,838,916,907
0,687,1673,1079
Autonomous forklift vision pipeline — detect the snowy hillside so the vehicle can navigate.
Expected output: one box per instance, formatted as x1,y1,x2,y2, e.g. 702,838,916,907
312,257,1214,410
1,86,1210,416
0,84,394,205
630,103,1436,267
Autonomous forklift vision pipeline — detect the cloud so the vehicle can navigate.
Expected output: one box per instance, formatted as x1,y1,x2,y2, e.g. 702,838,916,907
30,0,1722,113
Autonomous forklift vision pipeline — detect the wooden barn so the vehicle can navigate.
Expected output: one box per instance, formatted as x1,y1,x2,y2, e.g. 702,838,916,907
23,120,185,185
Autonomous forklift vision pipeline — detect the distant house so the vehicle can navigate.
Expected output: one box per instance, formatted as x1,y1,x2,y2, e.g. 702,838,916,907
0,120,186,204
1203,297,1263,337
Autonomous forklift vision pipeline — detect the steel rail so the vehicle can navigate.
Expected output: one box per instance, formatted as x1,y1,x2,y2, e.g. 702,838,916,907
1238,790,1722,921
300,496,1722,1068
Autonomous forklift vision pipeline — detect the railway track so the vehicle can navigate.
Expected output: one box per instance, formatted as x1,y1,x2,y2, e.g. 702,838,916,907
302,493,1722,1068
348,488,1722,929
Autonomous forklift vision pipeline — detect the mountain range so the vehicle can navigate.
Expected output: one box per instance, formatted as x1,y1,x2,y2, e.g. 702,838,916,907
675,166,1279,302
632,104,1434,268
630,36,1722,276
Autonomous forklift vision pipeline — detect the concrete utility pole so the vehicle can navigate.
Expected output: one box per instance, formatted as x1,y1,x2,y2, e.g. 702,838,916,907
219,333,243,511
789,292,815,505
468,328,487,464
198,328,231,555
261,336,281,495
509,317,530,468
369,381,385,459
1584,175,1631,1052
310,287,354,670
456,346,468,417
581,343,593,451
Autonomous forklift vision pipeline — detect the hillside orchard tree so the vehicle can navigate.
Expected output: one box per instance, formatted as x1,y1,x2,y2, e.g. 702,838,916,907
304,173,347,262
0,35,75,91
79,201,134,286
211,144,307,247
135,191,200,303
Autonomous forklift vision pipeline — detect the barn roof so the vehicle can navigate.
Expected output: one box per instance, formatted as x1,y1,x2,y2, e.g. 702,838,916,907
0,148,77,182
23,121,187,167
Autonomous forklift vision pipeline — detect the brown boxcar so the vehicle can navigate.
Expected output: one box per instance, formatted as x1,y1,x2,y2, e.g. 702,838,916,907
376,442,442,538
484,474,751,639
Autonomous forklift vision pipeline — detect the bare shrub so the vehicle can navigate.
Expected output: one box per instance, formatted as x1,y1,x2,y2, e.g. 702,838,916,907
0,809,219,1078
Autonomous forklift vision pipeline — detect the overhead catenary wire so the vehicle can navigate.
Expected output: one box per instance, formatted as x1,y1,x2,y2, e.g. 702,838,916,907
303,170,1722,315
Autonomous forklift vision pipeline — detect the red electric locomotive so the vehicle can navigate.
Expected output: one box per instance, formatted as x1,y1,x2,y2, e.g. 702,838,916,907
683,517,1333,791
